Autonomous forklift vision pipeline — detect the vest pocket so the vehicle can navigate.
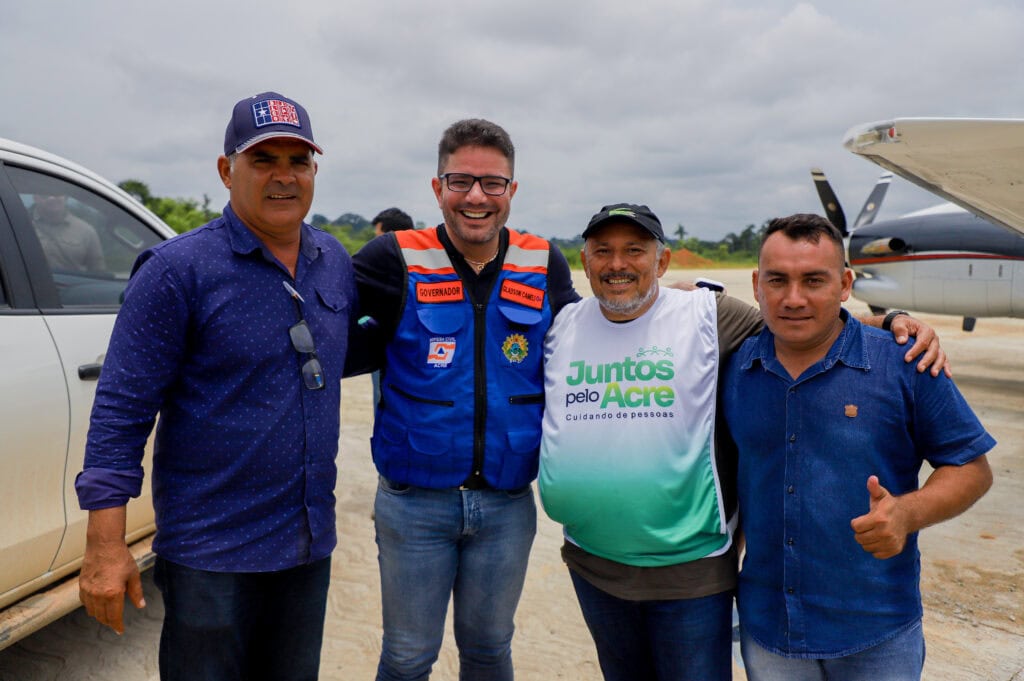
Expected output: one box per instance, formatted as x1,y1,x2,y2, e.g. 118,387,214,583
376,425,454,458
372,421,452,458
506,428,542,455
408,428,454,457
495,428,542,486
415,303,468,334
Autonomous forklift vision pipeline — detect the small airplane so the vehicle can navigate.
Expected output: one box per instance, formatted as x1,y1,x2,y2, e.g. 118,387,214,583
810,117,1024,331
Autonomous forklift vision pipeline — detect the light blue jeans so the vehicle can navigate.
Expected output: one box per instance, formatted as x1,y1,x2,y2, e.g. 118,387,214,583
373,477,537,681
740,619,925,681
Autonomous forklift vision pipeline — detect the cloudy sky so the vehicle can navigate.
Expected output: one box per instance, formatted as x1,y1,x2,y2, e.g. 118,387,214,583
3,1,1022,241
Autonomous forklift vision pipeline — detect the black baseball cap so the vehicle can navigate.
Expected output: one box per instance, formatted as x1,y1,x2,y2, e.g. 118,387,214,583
224,91,323,156
582,203,665,242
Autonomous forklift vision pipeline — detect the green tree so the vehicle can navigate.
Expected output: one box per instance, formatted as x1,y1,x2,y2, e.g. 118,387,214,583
333,212,370,230
118,180,218,233
119,180,153,205
558,245,581,268
674,223,686,247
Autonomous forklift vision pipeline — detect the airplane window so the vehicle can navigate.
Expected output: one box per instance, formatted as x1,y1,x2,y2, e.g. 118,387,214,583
7,166,163,307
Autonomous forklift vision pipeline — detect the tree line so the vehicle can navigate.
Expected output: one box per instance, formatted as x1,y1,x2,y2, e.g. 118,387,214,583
119,181,766,266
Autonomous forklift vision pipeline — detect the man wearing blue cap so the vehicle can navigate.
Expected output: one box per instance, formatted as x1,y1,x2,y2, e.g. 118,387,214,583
76,92,356,681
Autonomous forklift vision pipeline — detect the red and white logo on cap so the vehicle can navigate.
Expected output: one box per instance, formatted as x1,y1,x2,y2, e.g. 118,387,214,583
253,99,300,128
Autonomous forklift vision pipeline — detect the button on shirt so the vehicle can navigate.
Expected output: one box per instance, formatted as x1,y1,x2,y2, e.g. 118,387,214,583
722,311,995,657
76,204,356,572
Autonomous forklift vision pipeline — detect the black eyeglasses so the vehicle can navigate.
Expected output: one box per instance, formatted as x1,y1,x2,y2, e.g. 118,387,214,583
283,281,325,391
438,173,512,196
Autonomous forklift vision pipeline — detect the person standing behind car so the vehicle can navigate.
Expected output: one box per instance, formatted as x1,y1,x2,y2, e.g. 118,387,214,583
31,193,105,272
76,91,357,681
349,118,580,681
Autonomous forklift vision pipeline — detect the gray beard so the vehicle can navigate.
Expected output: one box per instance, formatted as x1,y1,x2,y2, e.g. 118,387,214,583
595,283,658,319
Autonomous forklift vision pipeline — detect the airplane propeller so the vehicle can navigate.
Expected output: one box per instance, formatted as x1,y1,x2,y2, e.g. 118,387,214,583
810,168,893,236
810,168,897,315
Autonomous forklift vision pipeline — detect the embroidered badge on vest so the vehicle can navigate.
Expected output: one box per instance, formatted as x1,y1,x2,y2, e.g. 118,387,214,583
428,337,457,367
417,281,464,303
499,280,544,310
502,334,529,364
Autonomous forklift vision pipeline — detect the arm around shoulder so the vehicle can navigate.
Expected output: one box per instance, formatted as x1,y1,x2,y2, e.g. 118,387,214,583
858,310,950,377
715,293,765,357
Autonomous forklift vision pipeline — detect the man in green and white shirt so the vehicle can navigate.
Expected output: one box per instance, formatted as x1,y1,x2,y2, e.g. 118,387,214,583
539,203,762,681
538,202,946,681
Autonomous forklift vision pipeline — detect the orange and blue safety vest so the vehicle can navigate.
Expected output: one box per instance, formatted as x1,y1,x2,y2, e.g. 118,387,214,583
372,228,553,489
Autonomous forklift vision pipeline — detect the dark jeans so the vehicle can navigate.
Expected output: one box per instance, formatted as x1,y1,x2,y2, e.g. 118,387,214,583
153,555,331,681
570,569,734,681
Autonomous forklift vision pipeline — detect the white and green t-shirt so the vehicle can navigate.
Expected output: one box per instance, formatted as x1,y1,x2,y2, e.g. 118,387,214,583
539,287,733,568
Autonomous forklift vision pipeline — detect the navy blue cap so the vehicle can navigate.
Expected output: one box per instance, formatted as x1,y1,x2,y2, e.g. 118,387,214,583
224,91,323,156
583,203,665,242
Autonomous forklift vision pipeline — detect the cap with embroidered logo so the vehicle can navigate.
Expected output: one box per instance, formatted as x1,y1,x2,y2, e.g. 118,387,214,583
582,203,665,242
224,91,323,156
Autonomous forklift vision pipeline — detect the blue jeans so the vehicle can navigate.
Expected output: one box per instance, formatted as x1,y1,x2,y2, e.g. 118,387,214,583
569,569,734,681
740,620,925,681
374,478,537,681
153,555,331,681
372,370,382,413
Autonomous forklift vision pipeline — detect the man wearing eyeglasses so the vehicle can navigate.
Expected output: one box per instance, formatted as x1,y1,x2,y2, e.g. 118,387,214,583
75,92,356,681
349,118,580,680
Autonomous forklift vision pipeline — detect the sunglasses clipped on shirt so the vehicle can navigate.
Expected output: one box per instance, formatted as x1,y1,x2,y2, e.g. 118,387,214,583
283,281,325,391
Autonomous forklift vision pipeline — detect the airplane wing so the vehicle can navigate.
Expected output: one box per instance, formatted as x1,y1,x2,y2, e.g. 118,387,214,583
842,118,1024,236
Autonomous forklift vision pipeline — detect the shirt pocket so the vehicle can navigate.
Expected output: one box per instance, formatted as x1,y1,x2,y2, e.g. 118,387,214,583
311,286,352,369
314,286,351,314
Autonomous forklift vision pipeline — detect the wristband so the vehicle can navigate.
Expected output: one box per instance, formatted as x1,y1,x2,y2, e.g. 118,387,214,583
882,309,909,332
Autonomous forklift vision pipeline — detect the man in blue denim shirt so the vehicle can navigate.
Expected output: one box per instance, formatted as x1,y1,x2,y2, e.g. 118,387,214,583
722,213,994,681
75,91,356,681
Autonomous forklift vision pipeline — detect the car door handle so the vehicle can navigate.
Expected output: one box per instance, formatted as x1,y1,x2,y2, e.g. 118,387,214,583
78,363,103,380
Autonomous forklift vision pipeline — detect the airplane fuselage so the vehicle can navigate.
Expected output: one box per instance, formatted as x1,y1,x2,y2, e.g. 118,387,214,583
847,206,1024,318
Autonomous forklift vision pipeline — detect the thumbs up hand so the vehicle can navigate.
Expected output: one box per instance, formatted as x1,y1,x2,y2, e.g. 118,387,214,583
850,475,909,559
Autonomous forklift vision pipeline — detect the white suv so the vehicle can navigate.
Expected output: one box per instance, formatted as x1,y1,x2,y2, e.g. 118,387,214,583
0,138,175,648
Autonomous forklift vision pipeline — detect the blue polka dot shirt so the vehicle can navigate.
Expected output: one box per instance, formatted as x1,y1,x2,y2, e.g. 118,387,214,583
77,204,356,572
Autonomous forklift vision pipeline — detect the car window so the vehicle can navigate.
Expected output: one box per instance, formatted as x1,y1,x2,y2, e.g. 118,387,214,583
6,166,163,307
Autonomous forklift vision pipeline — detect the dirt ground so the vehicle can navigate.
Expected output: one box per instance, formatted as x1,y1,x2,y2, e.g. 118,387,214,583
0,267,1021,680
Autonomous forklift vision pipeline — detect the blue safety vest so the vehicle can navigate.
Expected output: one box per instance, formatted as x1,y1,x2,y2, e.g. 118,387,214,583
372,227,553,489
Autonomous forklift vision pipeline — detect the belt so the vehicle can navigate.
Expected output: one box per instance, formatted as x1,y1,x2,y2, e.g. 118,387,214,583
380,475,489,492
458,474,489,491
